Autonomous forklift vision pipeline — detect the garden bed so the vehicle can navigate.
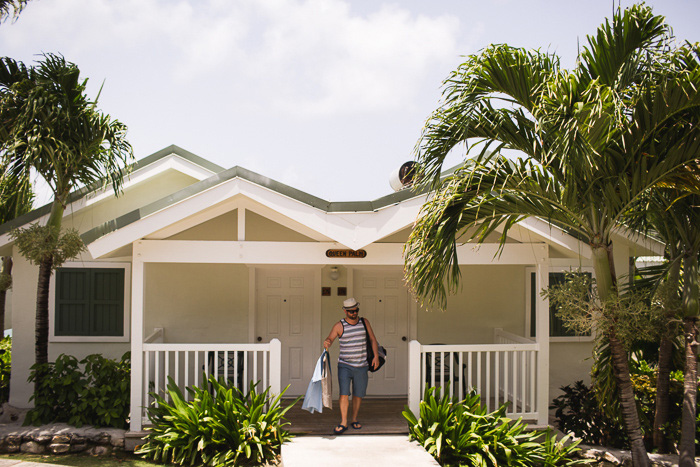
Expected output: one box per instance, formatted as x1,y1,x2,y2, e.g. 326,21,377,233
576,444,694,466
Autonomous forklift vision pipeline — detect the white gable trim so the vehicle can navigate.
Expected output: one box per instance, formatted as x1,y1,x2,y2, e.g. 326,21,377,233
515,218,592,259
84,154,215,207
145,196,332,242
611,226,665,256
87,176,427,258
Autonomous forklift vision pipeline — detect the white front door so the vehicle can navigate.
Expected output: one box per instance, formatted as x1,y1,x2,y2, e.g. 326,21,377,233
256,268,314,396
354,269,409,395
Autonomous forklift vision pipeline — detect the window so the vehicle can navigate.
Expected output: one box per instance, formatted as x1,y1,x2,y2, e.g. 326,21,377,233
55,267,125,337
529,271,593,339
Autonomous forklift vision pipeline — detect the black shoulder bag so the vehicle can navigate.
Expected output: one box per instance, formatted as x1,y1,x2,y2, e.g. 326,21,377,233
361,318,387,373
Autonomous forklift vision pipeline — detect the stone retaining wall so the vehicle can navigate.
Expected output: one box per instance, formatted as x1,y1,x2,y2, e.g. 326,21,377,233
577,444,694,466
0,424,125,457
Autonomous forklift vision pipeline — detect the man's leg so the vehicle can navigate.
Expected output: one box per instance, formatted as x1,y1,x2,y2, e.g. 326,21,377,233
339,395,349,427
350,367,369,428
337,364,351,430
351,396,362,425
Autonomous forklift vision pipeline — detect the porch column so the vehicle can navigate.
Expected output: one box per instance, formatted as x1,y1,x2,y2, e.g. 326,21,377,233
408,340,421,415
535,259,550,426
129,244,145,432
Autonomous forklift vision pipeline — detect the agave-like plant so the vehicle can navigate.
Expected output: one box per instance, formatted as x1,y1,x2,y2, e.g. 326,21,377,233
403,386,585,466
138,375,298,466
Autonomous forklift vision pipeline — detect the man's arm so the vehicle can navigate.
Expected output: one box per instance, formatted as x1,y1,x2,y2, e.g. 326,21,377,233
323,321,343,349
363,318,381,369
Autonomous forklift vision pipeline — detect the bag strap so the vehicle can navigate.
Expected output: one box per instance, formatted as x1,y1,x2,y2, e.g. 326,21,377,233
360,317,369,336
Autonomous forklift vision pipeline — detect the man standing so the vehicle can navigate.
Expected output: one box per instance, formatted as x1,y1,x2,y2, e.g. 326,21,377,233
323,297,379,435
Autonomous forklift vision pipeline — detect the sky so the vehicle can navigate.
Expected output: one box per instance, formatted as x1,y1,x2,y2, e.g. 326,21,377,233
1,0,698,205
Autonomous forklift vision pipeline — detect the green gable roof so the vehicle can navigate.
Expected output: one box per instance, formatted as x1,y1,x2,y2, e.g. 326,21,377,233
80,164,426,245
0,145,426,246
0,145,224,236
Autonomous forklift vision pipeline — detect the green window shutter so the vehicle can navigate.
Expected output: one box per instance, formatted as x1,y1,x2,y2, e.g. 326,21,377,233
56,269,91,336
55,268,124,337
90,269,124,336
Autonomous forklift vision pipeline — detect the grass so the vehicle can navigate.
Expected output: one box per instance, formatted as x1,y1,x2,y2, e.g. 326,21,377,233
0,452,160,466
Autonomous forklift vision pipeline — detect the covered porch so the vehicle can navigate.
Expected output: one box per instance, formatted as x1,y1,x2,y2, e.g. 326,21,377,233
127,237,553,431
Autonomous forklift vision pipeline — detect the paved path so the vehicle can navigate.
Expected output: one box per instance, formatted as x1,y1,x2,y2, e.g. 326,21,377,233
0,437,438,467
282,434,439,467
0,460,64,467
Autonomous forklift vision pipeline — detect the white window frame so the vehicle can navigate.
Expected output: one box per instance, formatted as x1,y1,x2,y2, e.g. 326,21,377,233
525,265,596,343
49,261,131,343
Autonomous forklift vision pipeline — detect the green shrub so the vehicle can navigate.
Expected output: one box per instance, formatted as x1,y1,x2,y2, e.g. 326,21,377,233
0,336,10,403
137,375,298,466
552,372,698,450
25,352,130,428
403,386,586,466
551,381,629,448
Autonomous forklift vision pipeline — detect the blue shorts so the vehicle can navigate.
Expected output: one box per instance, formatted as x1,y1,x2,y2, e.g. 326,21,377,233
338,363,369,397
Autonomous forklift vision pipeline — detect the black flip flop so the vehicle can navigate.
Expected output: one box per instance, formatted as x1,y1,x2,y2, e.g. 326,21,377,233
334,424,348,435
351,422,362,429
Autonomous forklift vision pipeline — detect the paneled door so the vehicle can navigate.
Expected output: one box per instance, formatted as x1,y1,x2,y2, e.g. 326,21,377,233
256,268,314,396
354,269,409,395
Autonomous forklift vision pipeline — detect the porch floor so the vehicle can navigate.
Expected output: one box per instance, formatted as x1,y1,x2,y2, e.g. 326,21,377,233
284,397,408,436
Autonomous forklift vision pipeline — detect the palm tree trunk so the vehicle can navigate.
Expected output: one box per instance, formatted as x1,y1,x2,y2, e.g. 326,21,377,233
33,198,65,394
592,245,650,466
679,317,698,467
653,336,674,452
33,256,52,395
654,259,681,453
609,333,650,467
679,253,699,466
34,257,52,365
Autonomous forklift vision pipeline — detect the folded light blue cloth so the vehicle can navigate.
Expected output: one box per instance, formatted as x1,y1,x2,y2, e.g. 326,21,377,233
302,350,331,413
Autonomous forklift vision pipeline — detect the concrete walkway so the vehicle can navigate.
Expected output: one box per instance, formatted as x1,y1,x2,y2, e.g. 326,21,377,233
0,437,438,467
0,460,64,467
282,435,439,467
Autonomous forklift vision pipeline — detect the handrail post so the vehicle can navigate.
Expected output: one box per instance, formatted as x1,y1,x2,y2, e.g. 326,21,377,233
536,259,550,426
408,340,421,415
269,338,282,396
130,253,145,432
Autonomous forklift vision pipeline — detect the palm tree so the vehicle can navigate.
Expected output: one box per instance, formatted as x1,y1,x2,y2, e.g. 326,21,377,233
628,189,700,460
0,54,133,389
651,193,700,465
0,0,29,23
404,5,700,466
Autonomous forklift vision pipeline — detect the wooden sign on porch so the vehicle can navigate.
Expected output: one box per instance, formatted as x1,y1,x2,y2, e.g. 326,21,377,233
325,249,367,258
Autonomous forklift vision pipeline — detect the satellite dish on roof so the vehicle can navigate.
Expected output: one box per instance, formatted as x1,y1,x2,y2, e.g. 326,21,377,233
389,161,417,192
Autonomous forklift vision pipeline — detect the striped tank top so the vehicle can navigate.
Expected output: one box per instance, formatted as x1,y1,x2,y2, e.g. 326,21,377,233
338,318,368,368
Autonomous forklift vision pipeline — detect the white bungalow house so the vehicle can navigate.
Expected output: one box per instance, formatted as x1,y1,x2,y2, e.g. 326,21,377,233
0,145,662,432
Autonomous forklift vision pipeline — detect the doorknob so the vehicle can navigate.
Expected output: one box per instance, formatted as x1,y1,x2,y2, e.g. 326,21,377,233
402,336,407,341
257,336,262,342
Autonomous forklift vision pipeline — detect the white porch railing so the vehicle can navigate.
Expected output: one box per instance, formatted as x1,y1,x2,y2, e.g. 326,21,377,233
137,339,281,425
408,332,539,421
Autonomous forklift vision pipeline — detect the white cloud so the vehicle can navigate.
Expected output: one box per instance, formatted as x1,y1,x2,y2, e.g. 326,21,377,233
1,0,462,118
246,0,462,116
